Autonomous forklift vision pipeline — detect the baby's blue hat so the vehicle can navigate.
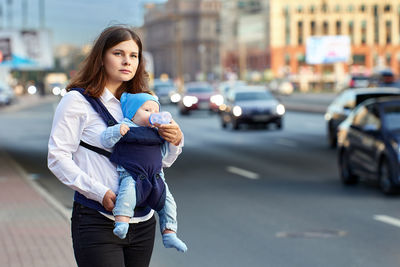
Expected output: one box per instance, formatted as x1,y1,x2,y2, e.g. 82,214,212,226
120,92,160,120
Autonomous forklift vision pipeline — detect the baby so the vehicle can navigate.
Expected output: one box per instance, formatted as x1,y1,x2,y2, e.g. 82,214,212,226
101,92,187,252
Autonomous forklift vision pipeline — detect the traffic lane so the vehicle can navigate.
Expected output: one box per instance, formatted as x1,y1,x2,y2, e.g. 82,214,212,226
151,111,400,267
0,100,75,209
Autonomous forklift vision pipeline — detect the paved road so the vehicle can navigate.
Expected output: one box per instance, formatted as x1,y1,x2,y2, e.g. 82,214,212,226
2,95,400,267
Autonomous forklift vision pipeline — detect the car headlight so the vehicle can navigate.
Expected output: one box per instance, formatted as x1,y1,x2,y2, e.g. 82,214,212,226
210,94,224,106
27,85,37,95
232,106,242,117
170,93,181,103
324,113,332,121
276,104,285,115
183,96,198,107
52,86,61,95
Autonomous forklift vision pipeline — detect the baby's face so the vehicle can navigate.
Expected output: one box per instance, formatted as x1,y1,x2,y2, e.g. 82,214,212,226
132,100,159,126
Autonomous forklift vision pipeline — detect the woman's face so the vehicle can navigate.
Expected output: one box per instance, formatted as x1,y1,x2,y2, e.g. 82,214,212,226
103,39,139,91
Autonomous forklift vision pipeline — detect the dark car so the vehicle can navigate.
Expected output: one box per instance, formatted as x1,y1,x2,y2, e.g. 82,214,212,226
178,82,220,115
219,86,285,130
348,74,371,88
325,87,400,148
370,69,400,88
337,97,400,194
152,79,177,104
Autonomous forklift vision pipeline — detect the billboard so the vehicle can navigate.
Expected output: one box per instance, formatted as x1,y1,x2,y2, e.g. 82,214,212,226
306,35,351,65
0,29,54,69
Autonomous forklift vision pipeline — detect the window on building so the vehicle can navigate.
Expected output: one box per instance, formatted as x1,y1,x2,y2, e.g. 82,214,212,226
386,21,392,44
310,5,315,14
348,5,354,12
384,5,391,12
285,54,290,65
285,6,290,45
297,21,303,45
348,21,354,44
335,5,341,12
374,5,379,44
360,5,366,12
322,3,328,13
310,21,316,36
297,5,303,13
353,54,366,64
361,20,367,44
386,54,392,66
399,6,400,43
336,21,342,35
323,21,329,35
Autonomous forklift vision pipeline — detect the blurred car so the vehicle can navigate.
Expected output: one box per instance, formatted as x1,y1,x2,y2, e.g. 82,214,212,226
219,86,285,130
217,80,247,97
337,97,400,194
152,79,178,104
348,74,371,88
325,87,400,148
0,82,15,105
178,82,221,115
370,69,400,88
269,79,294,95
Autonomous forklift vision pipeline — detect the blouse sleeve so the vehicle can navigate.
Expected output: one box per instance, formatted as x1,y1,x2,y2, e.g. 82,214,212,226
47,92,110,204
161,134,184,168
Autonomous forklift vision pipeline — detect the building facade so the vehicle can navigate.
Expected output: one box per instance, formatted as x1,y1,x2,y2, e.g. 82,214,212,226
270,0,400,89
141,0,221,83
219,0,270,80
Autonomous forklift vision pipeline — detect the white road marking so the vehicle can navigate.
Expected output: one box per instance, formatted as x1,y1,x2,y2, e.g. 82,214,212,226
374,215,400,228
226,166,259,180
275,138,297,147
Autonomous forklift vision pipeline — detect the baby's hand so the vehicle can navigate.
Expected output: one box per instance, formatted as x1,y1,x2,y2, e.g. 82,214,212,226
120,124,130,136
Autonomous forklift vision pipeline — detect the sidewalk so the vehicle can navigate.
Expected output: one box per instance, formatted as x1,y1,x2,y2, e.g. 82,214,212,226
0,147,75,266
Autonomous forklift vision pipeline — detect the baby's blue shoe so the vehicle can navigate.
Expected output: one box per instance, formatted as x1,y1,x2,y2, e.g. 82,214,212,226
162,233,188,252
113,222,129,239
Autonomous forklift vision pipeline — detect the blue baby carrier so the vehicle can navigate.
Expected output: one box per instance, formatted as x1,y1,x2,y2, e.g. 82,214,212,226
71,88,166,216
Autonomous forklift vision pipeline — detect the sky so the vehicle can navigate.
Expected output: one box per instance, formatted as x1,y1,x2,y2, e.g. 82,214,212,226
2,0,167,47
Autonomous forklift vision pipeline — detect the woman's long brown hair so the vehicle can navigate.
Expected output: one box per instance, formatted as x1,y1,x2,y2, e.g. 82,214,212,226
66,25,149,99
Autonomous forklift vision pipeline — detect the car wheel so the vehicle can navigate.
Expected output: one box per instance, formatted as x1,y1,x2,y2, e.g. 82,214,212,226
276,121,282,129
221,120,227,129
232,120,239,130
328,123,337,148
339,149,358,185
379,158,397,195
180,109,189,115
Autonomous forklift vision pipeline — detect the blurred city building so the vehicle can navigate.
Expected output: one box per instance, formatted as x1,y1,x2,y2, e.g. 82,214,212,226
141,0,221,84
219,0,270,82
271,0,400,90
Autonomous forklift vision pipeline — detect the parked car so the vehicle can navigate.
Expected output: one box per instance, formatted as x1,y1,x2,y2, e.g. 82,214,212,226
325,87,400,148
152,79,178,104
178,82,220,115
219,86,285,130
0,82,15,105
337,96,400,194
348,74,371,88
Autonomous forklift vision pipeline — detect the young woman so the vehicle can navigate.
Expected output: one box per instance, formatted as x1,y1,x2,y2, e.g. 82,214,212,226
48,25,183,267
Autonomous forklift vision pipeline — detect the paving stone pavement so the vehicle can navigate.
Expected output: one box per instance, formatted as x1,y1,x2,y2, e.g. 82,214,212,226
0,151,75,267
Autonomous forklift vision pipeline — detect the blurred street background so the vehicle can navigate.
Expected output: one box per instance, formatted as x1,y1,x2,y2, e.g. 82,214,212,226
1,0,400,267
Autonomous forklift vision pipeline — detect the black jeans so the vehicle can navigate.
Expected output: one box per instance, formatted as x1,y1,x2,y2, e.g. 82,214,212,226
71,202,156,267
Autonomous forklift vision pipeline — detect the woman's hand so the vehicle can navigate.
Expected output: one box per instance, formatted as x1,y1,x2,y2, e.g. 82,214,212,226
102,189,116,211
156,119,183,146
